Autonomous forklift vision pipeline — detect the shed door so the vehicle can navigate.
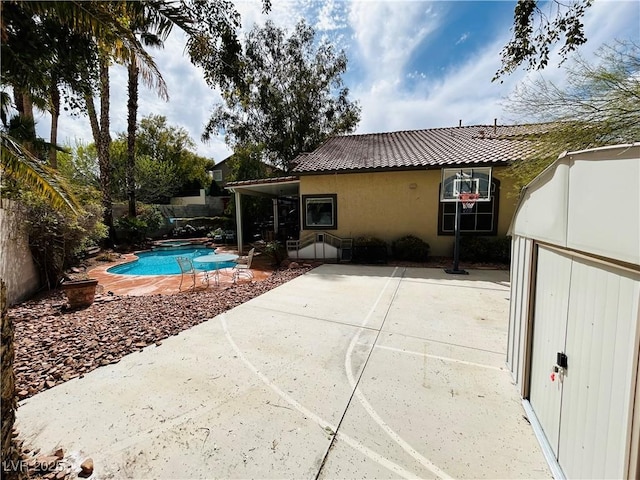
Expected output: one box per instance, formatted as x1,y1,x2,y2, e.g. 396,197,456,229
529,246,640,478
529,247,572,453
558,258,639,479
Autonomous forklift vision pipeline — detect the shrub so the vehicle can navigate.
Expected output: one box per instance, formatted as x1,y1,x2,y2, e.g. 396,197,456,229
114,203,163,245
392,235,430,261
264,240,287,266
354,236,387,247
460,236,511,264
20,187,107,288
95,252,118,262
352,236,388,264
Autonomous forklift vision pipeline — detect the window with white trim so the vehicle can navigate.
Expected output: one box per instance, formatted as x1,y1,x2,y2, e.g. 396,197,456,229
438,178,500,235
302,194,337,230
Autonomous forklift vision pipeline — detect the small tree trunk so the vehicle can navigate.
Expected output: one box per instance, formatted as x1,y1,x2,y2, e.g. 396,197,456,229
126,60,139,218
12,87,36,154
86,55,115,245
49,79,60,169
1,281,24,480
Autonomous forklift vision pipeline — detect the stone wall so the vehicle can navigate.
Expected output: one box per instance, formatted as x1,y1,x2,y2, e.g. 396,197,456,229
0,201,40,305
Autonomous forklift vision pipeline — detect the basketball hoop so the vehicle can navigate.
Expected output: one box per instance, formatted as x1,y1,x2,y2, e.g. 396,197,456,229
459,192,479,210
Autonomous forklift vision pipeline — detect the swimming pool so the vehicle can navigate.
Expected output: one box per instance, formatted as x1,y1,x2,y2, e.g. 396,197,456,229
107,248,237,276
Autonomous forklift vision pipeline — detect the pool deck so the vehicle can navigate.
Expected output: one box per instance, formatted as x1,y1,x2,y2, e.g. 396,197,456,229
89,247,275,296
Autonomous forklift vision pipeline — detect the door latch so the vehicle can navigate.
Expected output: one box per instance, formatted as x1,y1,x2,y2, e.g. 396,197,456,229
556,352,568,370
550,352,568,382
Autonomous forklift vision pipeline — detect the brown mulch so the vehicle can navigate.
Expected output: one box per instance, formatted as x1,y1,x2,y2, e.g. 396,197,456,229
10,266,314,401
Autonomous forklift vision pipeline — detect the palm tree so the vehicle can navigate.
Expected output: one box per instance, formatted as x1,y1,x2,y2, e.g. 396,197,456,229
2,1,175,241
125,7,175,217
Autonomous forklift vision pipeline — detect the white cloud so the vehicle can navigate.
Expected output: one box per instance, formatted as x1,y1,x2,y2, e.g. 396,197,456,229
316,0,347,31
348,1,441,79
455,32,469,45
353,33,521,133
352,0,639,133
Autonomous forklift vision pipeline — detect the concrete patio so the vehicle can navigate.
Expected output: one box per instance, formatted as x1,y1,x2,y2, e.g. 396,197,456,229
17,265,550,479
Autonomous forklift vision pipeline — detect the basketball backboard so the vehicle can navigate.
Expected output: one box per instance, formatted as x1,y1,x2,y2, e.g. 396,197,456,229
440,167,492,202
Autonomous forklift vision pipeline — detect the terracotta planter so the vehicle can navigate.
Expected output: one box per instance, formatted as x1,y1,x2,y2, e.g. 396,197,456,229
61,279,98,309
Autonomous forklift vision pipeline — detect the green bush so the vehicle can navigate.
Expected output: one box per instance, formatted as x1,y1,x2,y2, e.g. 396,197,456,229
264,240,287,266
115,203,163,245
20,187,107,288
460,236,511,263
353,236,387,247
392,235,430,261
352,236,388,264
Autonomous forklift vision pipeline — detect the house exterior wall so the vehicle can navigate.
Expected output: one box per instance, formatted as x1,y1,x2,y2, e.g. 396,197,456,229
299,166,516,257
170,189,206,206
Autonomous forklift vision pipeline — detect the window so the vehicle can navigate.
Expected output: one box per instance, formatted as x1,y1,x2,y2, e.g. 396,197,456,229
212,170,223,182
302,194,337,230
438,178,500,235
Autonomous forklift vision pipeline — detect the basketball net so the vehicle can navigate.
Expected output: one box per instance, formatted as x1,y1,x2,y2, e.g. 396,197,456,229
459,192,479,211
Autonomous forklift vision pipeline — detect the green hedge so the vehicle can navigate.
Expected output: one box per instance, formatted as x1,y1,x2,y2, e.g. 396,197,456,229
352,236,388,264
392,235,430,261
460,236,511,264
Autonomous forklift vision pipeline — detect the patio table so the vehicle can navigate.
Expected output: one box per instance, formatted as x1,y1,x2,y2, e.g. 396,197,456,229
193,253,239,285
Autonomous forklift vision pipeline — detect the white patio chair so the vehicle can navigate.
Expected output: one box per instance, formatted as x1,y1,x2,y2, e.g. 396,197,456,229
176,256,209,291
232,248,255,283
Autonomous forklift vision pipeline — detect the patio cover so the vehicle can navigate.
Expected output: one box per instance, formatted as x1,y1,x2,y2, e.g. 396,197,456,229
225,176,300,253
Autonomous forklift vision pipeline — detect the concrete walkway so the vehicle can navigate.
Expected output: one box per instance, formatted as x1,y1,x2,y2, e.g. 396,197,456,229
17,265,550,479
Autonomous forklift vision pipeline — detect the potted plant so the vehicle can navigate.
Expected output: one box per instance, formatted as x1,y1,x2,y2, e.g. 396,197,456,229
61,274,98,309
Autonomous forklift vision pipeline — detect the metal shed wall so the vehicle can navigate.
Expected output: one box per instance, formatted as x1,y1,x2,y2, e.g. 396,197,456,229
507,144,640,479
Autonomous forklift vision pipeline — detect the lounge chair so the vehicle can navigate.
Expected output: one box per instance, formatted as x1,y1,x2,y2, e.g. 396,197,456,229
176,256,209,291
232,248,255,283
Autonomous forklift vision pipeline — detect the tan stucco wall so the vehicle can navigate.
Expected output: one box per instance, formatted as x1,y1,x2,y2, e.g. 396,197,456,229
299,167,517,257
0,201,40,305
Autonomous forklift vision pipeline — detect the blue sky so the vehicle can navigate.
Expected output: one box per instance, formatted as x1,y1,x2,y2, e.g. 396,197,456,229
35,0,640,163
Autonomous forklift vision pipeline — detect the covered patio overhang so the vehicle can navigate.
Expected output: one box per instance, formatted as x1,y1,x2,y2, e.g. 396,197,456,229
225,176,300,254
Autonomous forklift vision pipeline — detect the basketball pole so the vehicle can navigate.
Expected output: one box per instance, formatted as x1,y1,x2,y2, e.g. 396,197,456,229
445,198,468,275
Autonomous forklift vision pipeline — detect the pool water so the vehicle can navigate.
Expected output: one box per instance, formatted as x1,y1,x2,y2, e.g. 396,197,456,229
107,248,236,276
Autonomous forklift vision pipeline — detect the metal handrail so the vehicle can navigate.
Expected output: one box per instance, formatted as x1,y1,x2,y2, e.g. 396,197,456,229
286,231,353,261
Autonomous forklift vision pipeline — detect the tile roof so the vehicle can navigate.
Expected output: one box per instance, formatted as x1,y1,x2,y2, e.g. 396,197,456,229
291,124,550,174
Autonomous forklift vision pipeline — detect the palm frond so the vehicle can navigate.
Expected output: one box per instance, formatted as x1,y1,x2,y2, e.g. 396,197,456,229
1,132,78,213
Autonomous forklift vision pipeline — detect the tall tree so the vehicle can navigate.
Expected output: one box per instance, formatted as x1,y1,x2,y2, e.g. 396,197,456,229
495,0,593,81
110,115,214,204
125,5,181,216
506,40,640,187
202,19,360,173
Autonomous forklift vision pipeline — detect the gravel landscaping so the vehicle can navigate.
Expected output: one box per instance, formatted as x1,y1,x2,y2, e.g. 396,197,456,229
10,266,313,401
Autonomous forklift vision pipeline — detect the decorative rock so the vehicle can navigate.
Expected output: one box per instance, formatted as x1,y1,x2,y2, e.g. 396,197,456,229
53,448,64,460
79,458,94,477
289,262,300,269
10,266,313,398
